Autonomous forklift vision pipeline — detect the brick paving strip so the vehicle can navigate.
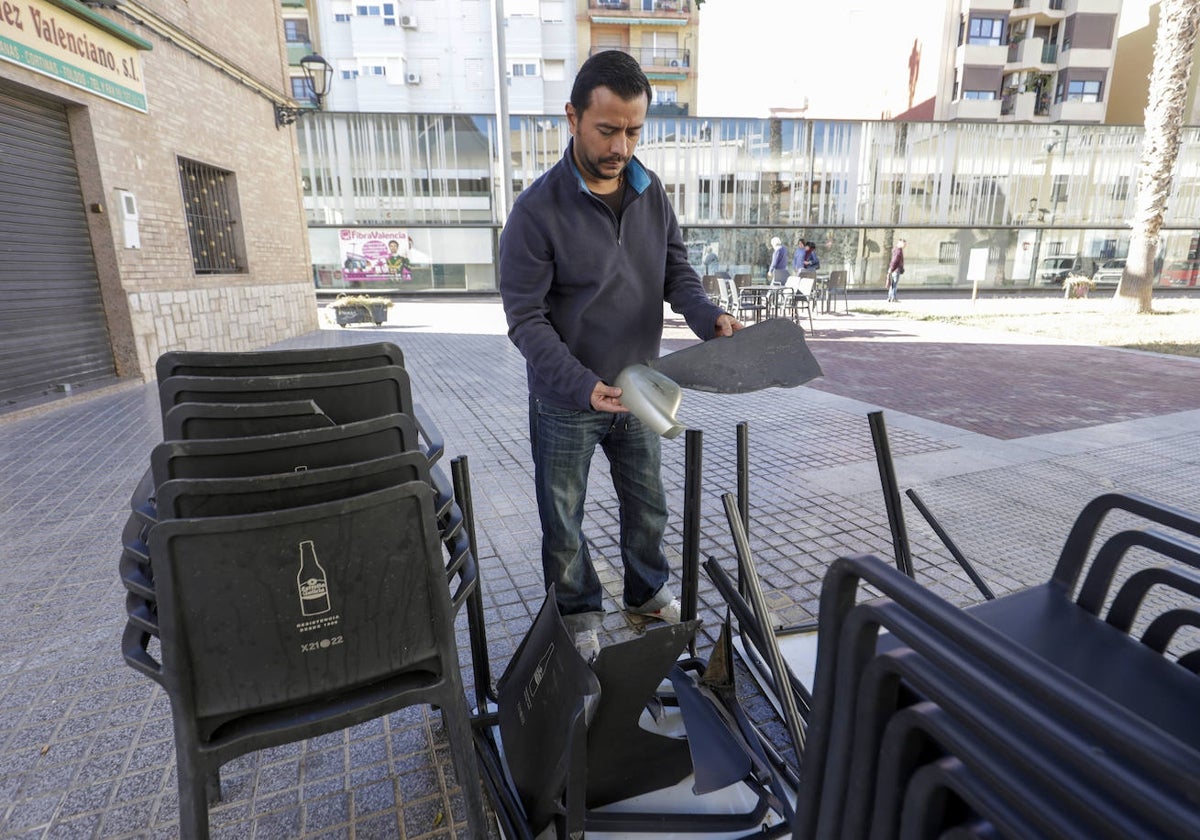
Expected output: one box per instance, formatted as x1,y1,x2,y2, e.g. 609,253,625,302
1,300,1198,837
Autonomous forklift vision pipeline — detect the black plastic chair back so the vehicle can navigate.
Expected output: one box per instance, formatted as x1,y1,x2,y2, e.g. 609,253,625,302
155,341,404,382
155,451,433,519
158,366,413,426
162,399,334,440
145,482,486,838
149,413,419,487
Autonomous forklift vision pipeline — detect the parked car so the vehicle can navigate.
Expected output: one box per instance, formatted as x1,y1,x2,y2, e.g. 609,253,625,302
1037,256,1090,285
1161,260,1200,287
1092,258,1127,287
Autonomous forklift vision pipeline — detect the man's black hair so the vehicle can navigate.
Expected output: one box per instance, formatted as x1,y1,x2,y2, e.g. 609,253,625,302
570,50,652,114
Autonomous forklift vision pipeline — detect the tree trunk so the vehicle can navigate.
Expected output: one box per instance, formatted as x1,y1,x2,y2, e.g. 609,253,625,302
1118,0,1200,313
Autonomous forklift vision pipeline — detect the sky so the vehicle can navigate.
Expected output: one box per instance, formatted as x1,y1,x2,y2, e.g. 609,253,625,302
695,0,1157,120
696,0,936,119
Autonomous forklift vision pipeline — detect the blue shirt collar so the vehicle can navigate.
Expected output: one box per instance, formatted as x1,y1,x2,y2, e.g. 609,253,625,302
565,139,651,194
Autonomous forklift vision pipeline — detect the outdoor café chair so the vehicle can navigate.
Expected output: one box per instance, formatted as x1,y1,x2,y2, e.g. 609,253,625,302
794,534,1200,840
158,365,443,464
155,341,405,381
782,275,816,334
126,482,488,840
162,398,333,440
149,412,421,487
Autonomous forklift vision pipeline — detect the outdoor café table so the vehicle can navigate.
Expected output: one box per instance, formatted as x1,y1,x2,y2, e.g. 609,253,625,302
739,284,786,321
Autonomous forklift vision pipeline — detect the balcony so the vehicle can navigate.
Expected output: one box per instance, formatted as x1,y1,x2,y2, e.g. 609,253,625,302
956,42,1009,70
1005,37,1058,70
946,97,1002,121
999,88,1051,120
1010,0,1066,19
1050,98,1106,122
589,45,691,71
649,102,688,116
286,42,314,64
587,0,693,24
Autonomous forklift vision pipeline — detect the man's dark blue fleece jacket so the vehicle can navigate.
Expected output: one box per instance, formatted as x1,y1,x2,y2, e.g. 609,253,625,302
499,140,726,411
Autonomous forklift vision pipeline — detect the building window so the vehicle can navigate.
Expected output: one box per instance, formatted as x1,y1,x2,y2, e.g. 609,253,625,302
967,17,1004,46
962,90,997,100
178,158,246,275
1066,79,1102,102
290,76,313,102
334,13,351,22
510,61,539,77
1112,175,1130,201
365,65,386,76
653,86,678,105
1051,174,1070,204
356,5,381,15
341,69,360,79
284,19,310,42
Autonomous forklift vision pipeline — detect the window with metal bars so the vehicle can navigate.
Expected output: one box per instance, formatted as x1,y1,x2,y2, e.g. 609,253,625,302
178,158,247,274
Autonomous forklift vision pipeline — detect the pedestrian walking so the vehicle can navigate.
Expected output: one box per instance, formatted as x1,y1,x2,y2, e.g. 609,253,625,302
887,238,906,302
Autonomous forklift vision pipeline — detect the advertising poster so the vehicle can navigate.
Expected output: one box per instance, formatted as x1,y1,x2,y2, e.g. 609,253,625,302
338,228,425,282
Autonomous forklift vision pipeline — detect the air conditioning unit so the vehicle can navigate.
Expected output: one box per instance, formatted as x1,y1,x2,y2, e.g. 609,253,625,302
405,72,421,84
400,14,417,27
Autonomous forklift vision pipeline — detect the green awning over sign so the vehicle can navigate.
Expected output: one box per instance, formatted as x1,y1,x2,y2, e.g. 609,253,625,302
45,0,155,50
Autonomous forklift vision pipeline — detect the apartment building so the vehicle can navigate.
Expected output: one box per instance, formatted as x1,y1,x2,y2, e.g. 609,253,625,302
580,0,699,116
287,1,698,115
292,0,574,114
935,0,1123,123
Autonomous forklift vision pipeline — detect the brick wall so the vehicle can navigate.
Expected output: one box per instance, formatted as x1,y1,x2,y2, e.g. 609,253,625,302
82,1,318,379
126,281,318,372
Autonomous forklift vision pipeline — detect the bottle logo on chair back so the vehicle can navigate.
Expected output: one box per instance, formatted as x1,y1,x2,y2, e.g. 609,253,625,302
297,539,331,616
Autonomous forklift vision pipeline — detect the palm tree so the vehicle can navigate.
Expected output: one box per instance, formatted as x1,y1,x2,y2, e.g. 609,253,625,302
1118,0,1200,313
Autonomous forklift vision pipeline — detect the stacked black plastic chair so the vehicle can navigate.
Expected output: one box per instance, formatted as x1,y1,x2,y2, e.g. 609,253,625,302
119,342,487,839
793,492,1200,839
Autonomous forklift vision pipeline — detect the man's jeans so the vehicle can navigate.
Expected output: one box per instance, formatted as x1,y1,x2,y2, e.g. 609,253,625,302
888,269,901,301
529,397,672,633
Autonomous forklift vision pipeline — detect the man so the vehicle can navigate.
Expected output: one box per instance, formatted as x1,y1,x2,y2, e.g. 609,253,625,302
499,50,741,661
768,236,789,285
887,237,906,302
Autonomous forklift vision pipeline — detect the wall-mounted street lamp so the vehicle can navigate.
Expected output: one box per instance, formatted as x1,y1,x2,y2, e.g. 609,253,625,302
275,53,333,129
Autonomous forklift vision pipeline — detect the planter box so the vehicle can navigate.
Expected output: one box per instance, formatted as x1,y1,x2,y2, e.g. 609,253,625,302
334,302,389,326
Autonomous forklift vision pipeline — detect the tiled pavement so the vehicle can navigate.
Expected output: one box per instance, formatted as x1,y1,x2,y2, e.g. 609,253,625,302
2,299,1200,838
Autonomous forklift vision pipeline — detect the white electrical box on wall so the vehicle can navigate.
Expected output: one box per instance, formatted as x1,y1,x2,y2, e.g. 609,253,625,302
115,189,141,249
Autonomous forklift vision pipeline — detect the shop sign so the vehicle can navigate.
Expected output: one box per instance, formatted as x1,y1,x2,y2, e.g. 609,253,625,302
0,0,148,111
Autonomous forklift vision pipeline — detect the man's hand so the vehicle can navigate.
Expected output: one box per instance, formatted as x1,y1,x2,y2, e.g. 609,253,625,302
591,381,628,413
715,313,743,337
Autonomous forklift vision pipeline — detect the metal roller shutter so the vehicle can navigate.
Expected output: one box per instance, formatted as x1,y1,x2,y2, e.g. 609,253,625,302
0,84,115,407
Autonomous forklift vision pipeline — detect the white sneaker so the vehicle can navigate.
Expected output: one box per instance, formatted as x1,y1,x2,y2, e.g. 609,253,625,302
575,629,600,662
626,597,682,625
